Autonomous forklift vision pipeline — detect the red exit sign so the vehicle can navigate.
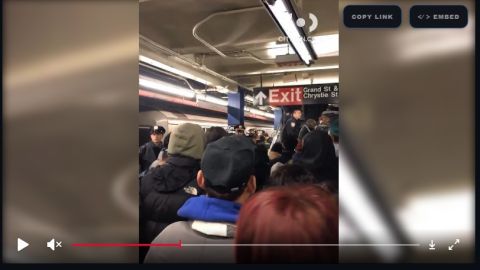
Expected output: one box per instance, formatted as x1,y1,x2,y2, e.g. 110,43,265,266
269,87,303,106
253,83,338,106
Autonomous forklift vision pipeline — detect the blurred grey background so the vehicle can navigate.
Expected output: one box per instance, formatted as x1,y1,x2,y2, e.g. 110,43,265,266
339,0,475,263
3,0,139,263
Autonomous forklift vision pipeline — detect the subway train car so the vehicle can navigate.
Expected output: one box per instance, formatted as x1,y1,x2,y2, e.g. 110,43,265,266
139,105,275,147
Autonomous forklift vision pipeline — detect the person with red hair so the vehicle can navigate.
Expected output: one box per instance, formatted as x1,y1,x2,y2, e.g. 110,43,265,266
235,185,338,263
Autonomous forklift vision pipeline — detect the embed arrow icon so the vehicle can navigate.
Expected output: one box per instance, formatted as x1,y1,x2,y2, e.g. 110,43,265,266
254,91,267,106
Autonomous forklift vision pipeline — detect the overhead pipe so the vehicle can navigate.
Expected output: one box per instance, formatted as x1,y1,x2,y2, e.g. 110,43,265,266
192,6,275,65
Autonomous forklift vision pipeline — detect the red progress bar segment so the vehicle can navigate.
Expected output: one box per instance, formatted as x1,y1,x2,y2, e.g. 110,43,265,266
72,240,182,248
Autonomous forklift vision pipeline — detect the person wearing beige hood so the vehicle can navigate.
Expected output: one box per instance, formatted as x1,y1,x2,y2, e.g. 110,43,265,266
139,123,205,262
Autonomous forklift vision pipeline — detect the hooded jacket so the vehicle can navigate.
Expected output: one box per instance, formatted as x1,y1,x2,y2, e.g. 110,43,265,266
139,155,201,247
144,196,241,263
168,123,205,160
294,130,338,184
139,123,205,262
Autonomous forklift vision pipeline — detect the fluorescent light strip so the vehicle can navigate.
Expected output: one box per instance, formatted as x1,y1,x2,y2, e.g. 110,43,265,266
140,76,274,119
267,34,338,58
139,55,211,85
313,76,340,84
169,119,274,129
311,34,339,56
139,77,275,119
139,77,195,98
266,0,313,65
169,119,227,128
245,65,339,75
266,42,296,58
215,87,231,94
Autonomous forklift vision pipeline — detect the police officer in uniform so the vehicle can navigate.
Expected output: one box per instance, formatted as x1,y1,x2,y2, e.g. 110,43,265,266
139,125,166,174
281,109,303,151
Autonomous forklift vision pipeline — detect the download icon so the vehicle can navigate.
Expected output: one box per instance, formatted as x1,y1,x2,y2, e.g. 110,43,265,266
429,240,436,250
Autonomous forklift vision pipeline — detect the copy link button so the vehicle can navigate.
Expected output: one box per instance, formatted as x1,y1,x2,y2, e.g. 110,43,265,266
344,5,402,28
410,5,468,28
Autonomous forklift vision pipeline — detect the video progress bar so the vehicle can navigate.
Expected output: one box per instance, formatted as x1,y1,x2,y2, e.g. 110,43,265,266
72,242,420,248
182,244,421,247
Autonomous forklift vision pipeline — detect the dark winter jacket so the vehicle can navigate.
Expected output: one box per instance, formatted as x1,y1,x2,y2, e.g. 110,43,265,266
139,155,201,246
139,141,162,174
293,130,338,184
281,117,303,146
269,150,293,167
298,124,314,141
269,149,294,174
254,142,270,190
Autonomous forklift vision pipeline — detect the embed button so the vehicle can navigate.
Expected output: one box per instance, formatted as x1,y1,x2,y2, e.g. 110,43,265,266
410,5,468,28
344,5,402,28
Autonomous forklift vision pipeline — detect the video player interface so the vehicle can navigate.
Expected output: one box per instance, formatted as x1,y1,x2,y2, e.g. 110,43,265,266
2,0,475,264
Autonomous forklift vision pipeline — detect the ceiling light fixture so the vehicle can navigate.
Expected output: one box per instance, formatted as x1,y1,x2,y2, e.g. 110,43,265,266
262,0,317,65
139,76,275,119
140,76,274,119
245,64,339,75
139,55,211,85
139,77,196,98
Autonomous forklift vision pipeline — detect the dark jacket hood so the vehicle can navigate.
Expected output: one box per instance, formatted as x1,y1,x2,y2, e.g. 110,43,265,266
177,195,241,223
295,130,338,182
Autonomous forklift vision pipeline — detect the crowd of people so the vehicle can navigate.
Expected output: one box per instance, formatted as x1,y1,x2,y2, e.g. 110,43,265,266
138,106,339,263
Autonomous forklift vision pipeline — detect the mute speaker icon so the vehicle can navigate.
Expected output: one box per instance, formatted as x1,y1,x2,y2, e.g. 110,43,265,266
47,239,55,251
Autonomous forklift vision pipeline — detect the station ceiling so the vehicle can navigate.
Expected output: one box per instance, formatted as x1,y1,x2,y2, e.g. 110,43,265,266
140,0,339,89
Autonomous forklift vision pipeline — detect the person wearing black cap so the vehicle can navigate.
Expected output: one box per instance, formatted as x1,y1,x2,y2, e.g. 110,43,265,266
144,135,257,263
234,124,245,135
139,125,166,174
